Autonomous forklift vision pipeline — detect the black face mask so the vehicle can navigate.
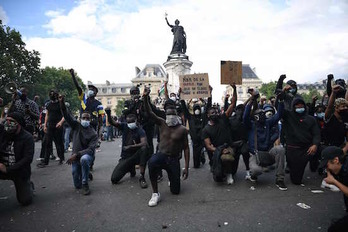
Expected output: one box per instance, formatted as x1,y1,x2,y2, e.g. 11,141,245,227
20,94,27,101
209,115,218,122
339,109,348,119
50,95,57,101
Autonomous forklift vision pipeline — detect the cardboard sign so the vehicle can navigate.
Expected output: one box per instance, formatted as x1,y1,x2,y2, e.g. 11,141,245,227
179,73,210,100
221,61,242,85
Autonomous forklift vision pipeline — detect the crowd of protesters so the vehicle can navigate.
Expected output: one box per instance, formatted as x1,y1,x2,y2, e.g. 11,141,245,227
0,72,347,231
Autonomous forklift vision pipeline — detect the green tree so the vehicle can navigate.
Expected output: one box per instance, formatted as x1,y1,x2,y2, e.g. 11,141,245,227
114,99,125,117
259,81,277,99
299,88,322,104
32,67,86,112
0,20,41,103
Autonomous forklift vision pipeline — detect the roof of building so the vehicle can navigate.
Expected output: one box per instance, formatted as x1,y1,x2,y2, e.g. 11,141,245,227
134,64,167,79
242,64,259,79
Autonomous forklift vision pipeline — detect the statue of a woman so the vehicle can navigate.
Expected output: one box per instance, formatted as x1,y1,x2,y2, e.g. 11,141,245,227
165,17,187,54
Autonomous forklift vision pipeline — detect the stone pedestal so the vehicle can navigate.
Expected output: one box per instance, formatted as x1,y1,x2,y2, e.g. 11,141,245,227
163,53,193,94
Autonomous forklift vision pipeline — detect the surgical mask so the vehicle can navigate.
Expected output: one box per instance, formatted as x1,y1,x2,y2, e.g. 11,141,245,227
194,109,201,115
166,115,181,127
87,90,95,98
254,113,266,123
81,120,90,128
127,122,137,130
289,88,297,94
4,108,8,114
4,120,18,134
265,111,273,119
295,108,305,114
170,96,176,102
316,112,325,119
201,107,205,114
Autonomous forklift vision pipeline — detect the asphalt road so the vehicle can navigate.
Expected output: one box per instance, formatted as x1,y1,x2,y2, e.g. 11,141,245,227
0,138,346,232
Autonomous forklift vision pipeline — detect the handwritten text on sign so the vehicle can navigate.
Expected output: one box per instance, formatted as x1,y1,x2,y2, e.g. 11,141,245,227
179,73,210,100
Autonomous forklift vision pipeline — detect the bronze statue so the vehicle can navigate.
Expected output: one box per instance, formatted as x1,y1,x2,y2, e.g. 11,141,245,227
165,15,187,54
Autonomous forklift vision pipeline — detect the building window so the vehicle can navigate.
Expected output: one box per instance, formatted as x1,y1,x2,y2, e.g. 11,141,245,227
121,88,126,93
102,88,107,93
107,98,112,105
112,87,116,93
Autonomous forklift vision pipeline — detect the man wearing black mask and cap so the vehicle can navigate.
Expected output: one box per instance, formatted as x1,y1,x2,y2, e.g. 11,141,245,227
8,87,39,135
37,90,65,167
327,74,346,99
0,112,34,205
275,74,303,111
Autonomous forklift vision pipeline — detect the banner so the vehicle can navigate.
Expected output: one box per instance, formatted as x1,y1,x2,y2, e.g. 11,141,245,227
221,61,242,85
179,73,210,100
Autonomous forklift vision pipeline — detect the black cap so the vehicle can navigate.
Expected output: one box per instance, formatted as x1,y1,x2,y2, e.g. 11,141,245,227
88,84,98,93
319,146,344,169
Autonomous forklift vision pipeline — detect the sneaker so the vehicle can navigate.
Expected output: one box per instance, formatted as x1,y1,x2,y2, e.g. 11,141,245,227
58,160,63,165
68,147,72,152
139,177,148,189
148,193,161,207
246,174,257,182
55,157,61,161
82,184,91,195
245,172,251,180
50,155,56,160
226,174,234,185
321,180,340,192
37,162,47,168
36,158,44,161
276,180,288,191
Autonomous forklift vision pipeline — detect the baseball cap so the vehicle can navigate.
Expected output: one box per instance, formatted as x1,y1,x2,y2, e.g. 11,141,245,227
319,146,344,169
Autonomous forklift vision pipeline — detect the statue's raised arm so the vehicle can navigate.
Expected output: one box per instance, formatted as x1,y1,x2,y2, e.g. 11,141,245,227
165,15,187,54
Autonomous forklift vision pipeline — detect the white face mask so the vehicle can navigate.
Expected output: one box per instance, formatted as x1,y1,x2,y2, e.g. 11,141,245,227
166,115,181,127
170,96,176,102
81,120,90,128
265,111,273,119
127,122,137,130
194,109,201,115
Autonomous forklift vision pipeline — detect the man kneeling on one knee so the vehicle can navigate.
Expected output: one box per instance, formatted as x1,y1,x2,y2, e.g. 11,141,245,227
59,96,98,195
105,108,149,189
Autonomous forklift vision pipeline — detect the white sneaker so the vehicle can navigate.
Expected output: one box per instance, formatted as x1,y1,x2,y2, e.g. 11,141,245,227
321,180,340,192
245,173,251,180
36,158,43,161
148,193,161,207
227,174,234,185
55,157,61,161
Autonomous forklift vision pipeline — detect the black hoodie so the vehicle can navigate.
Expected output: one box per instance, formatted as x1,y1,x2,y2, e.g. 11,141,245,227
282,98,321,147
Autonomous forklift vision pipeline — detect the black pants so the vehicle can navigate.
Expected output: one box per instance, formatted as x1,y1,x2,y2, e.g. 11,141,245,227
148,152,181,194
44,126,64,164
40,135,53,159
328,214,348,232
111,147,149,184
0,173,33,206
286,146,309,185
235,141,250,170
192,140,204,168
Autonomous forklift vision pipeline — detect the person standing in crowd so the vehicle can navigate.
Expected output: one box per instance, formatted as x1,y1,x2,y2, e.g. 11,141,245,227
319,146,348,232
105,108,149,188
63,102,72,153
275,74,303,110
0,112,34,205
59,95,98,195
282,97,321,185
70,69,104,169
8,87,39,135
143,87,189,207
37,90,65,167
243,89,287,190
202,84,237,185
180,86,212,168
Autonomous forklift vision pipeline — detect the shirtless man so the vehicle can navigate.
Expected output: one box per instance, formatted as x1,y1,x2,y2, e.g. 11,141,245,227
143,87,189,207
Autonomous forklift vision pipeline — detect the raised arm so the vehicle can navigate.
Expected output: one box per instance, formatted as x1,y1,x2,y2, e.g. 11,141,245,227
327,74,334,97
225,84,237,117
180,99,191,120
143,87,165,125
69,69,83,96
165,17,173,28
275,74,286,93
59,95,78,129
325,85,340,120
105,108,120,128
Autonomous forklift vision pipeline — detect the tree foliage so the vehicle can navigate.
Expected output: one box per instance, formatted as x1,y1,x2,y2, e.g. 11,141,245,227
0,20,41,103
33,67,86,112
114,99,125,117
299,88,322,104
259,81,277,99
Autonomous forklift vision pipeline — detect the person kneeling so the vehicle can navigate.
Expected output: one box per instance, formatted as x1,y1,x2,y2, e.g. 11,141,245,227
105,108,149,189
59,96,97,195
0,113,34,205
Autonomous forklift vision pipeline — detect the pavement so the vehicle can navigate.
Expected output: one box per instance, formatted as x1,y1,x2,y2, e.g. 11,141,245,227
0,138,346,232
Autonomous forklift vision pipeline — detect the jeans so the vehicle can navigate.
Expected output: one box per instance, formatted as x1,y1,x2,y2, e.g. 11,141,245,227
0,173,33,206
148,152,181,194
72,154,93,188
249,145,285,181
106,126,113,141
64,127,71,151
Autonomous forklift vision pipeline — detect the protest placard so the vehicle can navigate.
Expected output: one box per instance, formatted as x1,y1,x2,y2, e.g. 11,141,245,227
179,73,210,100
221,61,242,85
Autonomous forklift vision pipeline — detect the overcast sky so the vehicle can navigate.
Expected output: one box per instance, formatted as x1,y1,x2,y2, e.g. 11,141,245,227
1,0,347,101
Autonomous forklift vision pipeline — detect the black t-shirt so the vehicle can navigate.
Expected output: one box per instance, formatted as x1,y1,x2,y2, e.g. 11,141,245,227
323,114,347,146
202,114,231,148
119,123,146,159
46,101,63,127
